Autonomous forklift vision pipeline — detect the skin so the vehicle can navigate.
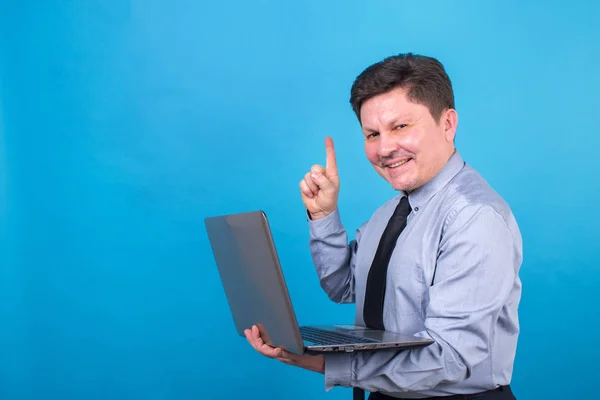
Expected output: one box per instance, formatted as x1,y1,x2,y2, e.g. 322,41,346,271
245,86,459,373
360,87,458,193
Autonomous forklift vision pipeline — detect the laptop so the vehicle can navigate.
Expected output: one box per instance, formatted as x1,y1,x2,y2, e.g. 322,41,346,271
204,210,434,355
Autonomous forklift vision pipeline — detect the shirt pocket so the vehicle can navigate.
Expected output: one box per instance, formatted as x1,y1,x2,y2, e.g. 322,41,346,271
385,252,425,320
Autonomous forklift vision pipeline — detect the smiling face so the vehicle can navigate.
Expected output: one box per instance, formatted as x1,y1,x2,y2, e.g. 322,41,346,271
360,87,458,192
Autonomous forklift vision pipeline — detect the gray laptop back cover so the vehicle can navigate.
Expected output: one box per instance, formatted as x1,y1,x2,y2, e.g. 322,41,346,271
205,211,305,354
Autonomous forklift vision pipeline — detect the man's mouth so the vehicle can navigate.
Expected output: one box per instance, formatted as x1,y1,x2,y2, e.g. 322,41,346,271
385,158,411,169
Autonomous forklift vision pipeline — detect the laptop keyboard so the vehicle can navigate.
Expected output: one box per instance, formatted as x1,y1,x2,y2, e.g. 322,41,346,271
299,326,378,345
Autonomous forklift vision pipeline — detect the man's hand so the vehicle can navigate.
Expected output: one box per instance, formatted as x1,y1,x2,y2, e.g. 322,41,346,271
244,325,325,374
299,137,340,220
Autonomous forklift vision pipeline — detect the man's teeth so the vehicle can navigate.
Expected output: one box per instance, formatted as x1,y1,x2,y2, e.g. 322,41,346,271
389,159,409,168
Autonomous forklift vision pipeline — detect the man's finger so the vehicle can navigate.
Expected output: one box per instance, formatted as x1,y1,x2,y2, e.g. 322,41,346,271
247,325,281,358
258,344,280,358
310,171,335,195
246,330,276,357
252,325,261,341
244,329,259,351
304,172,319,194
300,180,315,198
275,349,297,364
246,326,263,351
310,165,326,175
325,136,338,177
278,349,291,360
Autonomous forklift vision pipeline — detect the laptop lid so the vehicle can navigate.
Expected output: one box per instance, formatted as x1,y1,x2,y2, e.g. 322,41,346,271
204,210,306,354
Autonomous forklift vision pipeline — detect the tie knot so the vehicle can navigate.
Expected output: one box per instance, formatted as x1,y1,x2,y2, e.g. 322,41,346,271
394,196,411,217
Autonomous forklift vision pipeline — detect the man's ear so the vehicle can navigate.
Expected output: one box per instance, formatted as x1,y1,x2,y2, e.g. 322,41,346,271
443,109,458,143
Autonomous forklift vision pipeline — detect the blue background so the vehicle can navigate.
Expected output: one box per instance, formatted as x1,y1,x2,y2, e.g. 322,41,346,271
1,1,598,399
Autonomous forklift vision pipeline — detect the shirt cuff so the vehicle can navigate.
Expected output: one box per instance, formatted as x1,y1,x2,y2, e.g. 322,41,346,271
307,208,343,237
324,352,353,391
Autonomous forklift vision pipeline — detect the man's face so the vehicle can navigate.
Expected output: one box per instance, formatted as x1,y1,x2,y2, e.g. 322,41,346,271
360,87,457,192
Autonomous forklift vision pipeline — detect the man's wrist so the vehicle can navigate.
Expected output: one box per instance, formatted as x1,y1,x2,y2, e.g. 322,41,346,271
308,211,327,221
307,208,337,221
314,354,325,374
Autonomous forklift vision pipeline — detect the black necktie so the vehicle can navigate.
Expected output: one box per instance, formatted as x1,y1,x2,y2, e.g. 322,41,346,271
363,196,411,330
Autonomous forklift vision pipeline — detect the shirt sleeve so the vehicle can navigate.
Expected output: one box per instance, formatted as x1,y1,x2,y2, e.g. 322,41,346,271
308,208,366,304
324,204,522,394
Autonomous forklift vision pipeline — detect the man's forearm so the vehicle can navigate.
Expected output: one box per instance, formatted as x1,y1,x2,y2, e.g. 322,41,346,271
308,209,358,304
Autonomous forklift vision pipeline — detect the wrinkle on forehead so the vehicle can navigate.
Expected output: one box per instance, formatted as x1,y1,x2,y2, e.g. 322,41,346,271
362,106,416,132
360,88,422,131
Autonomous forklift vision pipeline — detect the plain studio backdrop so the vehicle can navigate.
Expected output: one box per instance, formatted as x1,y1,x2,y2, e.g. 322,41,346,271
1,1,598,399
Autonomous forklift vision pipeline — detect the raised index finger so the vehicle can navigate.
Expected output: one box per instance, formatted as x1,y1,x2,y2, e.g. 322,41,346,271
325,136,338,177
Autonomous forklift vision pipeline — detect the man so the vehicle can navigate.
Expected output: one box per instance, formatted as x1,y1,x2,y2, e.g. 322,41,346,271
245,53,522,400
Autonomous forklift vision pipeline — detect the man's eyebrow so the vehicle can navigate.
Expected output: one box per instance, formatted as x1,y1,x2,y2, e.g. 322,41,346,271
386,114,413,128
362,126,378,133
362,114,413,132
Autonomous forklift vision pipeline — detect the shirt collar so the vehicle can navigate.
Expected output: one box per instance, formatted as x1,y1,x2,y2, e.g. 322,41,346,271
404,150,465,211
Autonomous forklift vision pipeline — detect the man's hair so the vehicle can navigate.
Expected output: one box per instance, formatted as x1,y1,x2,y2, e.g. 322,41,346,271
350,53,455,124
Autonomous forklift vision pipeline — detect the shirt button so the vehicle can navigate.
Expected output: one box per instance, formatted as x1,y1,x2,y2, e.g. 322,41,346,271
414,207,419,211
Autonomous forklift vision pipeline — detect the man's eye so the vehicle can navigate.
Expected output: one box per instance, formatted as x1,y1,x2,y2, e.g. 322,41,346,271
395,124,408,130
367,132,379,140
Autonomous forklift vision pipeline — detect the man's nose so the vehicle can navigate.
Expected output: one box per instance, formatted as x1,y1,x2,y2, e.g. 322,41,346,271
378,134,397,158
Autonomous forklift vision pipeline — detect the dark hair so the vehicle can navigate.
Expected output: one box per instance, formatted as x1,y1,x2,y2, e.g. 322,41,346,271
350,53,455,123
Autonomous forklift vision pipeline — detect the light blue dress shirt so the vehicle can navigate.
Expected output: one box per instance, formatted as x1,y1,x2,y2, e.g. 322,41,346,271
308,151,522,398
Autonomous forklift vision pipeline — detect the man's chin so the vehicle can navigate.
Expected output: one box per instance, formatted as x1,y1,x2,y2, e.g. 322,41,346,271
375,169,414,191
389,179,415,193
